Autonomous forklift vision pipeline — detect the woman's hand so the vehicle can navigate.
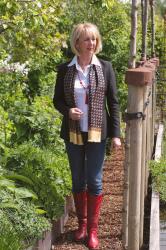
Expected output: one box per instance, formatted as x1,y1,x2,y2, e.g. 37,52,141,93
69,108,83,120
112,137,121,149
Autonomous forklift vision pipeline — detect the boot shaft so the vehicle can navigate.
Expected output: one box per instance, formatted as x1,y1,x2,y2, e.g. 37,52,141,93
73,191,87,221
87,193,102,249
87,193,102,231
73,191,87,242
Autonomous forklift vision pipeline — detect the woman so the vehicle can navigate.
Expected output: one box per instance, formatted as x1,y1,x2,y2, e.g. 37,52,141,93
53,23,121,249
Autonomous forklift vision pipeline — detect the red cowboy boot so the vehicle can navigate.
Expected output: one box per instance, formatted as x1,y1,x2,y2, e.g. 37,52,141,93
73,191,87,241
87,193,102,249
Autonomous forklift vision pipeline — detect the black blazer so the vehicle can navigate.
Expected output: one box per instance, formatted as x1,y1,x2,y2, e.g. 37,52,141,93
53,58,120,141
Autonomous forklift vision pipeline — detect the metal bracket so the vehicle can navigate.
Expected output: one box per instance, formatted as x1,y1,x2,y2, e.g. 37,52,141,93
124,112,146,121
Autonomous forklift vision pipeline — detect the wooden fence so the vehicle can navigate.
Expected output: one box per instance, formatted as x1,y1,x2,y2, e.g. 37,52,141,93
122,57,159,250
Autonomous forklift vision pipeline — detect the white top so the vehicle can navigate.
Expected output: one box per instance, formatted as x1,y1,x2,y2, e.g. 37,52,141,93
68,55,101,132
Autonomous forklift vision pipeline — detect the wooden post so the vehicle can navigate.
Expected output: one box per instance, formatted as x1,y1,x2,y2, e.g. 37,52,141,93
125,68,152,250
149,58,159,149
149,85,153,155
147,89,152,160
152,80,156,139
122,119,130,249
144,60,157,193
128,84,143,250
139,85,149,247
145,90,151,193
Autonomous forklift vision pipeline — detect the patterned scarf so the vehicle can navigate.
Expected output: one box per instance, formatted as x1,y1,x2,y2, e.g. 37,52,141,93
64,63,106,145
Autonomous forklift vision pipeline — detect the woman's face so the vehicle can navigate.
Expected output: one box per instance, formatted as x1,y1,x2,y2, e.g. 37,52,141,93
76,31,97,57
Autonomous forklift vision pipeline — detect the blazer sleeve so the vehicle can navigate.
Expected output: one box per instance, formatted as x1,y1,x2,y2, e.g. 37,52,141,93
53,64,70,117
105,62,120,138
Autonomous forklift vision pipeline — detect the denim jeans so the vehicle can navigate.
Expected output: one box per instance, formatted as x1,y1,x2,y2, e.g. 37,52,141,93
65,134,106,195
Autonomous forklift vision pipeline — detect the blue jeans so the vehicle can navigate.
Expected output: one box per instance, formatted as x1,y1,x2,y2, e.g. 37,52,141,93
65,135,106,195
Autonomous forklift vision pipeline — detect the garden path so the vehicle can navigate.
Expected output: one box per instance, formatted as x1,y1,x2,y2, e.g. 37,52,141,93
52,141,124,250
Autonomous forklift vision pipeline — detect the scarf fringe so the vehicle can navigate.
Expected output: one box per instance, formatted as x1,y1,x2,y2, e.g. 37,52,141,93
69,129,101,145
88,129,101,142
69,131,83,145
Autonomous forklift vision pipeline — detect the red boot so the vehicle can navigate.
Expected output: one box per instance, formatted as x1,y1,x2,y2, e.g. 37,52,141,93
87,193,102,249
73,191,87,241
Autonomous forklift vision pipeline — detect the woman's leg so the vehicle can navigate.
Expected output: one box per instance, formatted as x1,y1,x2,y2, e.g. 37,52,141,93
86,140,106,249
65,141,87,193
65,141,87,241
86,140,106,195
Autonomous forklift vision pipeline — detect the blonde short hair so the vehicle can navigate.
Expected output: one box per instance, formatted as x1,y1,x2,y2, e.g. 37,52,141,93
70,23,102,56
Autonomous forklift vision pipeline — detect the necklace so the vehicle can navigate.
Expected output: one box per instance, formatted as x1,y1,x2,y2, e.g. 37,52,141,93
77,71,90,105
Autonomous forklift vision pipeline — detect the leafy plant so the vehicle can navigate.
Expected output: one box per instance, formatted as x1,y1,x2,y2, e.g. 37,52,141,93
0,106,15,147
5,201,51,245
150,159,166,201
0,210,22,250
0,169,51,247
0,170,38,207
2,142,72,219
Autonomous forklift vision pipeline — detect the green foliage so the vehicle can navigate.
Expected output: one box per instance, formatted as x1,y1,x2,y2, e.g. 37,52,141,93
0,67,71,222
150,125,166,202
0,169,51,246
5,173,34,186
0,70,62,147
0,106,15,147
24,95,62,147
0,0,66,69
0,178,37,204
150,159,166,201
5,201,51,244
1,0,131,112
2,142,71,219
0,210,22,250
9,95,62,147
156,0,166,18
